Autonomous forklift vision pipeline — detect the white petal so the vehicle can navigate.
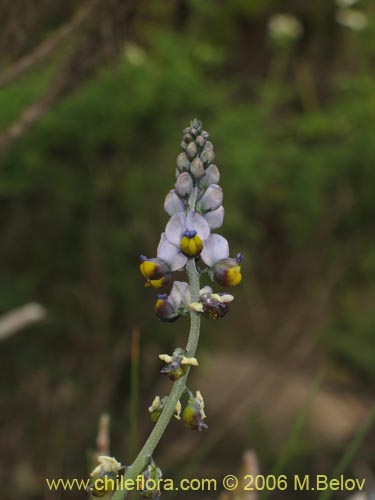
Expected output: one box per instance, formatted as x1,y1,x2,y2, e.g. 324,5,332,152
175,173,193,197
165,214,186,246
211,293,234,303
157,233,187,271
198,184,223,213
199,164,220,188
159,354,173,363
186,212,210,241
204,205,224,229
201,234,229,267
164,190,185,216
168,281,191,309
200,286,213,295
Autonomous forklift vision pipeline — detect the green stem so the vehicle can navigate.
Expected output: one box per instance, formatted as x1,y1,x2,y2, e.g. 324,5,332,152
112,261,201,500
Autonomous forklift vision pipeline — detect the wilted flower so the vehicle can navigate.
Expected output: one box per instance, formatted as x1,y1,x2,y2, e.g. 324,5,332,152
155,281,191,322
268,13,304,42
190,286,234,319
159,347,198,381
148,396,182,422
88,456,125,497
182,390,207,431
139,457,162,499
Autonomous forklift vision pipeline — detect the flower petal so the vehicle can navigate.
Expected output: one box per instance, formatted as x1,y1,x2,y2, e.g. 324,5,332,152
199,164,220,189
204,205,224,229
201,234,229,267
165,214,186,246
197,184,223,213
157,233,187,270
164,190,185,216
175,173,193,198
168,281,191,309
186,212,210,241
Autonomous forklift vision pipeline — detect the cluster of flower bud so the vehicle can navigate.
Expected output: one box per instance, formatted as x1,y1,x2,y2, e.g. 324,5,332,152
139,119,243,322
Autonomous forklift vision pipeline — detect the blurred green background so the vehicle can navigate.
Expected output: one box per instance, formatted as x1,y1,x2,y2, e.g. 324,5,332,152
0,0,374,499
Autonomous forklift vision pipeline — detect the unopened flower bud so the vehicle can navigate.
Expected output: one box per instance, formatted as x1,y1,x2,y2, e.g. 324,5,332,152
195,135,206,148
191,118,203,132
190,157,205,179
182,390,207,431
164,190,185,216
199,164,220,188
183,133,194,143
186,141,198,160
200,147,215,166
175,172,193,198
176,152,190,172
197,184,223,213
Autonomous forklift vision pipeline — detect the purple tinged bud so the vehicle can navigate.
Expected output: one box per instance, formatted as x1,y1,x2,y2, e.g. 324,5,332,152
200,147,215,166
195,135,206,148
175,172,193,198
197,184,223,213
199,164,220,188
184,133,193,143
190,157,205,179
176,152,190,172
186,142,198,160
164,190,185,216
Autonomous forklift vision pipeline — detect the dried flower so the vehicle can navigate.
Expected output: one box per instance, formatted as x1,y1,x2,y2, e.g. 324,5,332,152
182,390,208,431
190,286,234,319
148,396,182,422
159,348,198,381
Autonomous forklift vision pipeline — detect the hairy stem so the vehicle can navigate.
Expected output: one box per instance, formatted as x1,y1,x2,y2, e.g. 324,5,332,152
111,260,201,500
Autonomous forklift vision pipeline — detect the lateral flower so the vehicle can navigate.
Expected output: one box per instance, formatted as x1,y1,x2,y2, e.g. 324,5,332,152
165,212,210,258
139,256,171,289
196,184,223,213
201,234,243,286
182,390,208,431
155,281,191,322
88,456,125,497
139,229,189,288
159,347,198,381
190,286,234,319
139,457,162,499
164,189,185,216
148,396,182,422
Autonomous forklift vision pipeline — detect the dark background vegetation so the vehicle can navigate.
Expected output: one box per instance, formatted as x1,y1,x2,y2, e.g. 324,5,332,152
0,1,373,499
